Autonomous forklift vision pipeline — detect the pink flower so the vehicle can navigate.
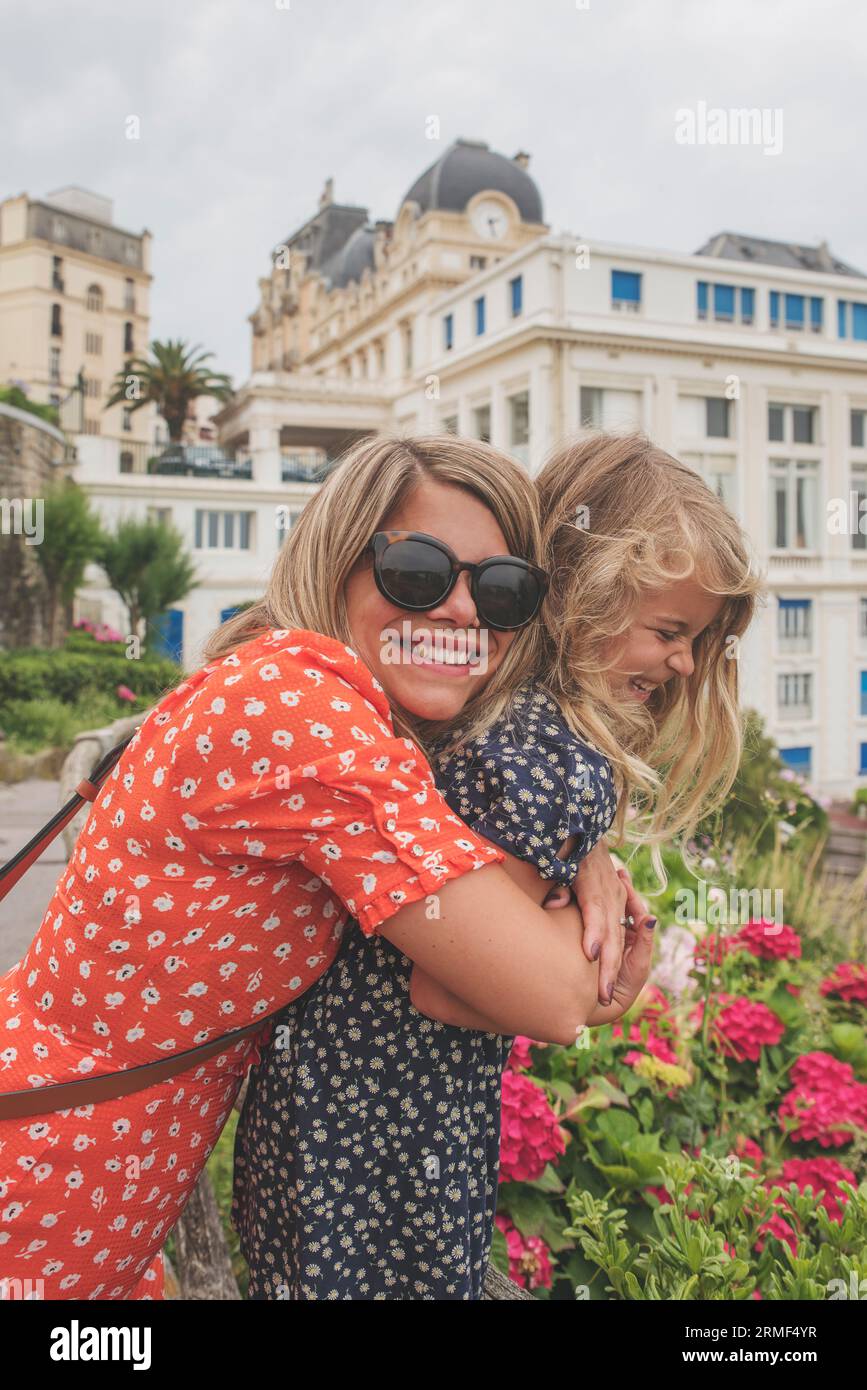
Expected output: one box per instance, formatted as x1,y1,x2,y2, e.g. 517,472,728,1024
116,685,136,702
506,1036,546,1072
774,1158,856,1222
499,1070,566,1184
734,1135,765,1169
734,919,802,961
645,1183,700,1220
494,1214,553,1290
693,995,785,1063
778,1051,867,1147
754,1211,798,1255
820,962,867,1005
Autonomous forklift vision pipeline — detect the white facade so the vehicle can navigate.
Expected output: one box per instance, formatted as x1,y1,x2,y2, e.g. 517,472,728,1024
225,232,867,799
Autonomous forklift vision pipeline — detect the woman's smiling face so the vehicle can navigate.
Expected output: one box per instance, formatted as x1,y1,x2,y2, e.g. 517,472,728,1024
344,478,519,722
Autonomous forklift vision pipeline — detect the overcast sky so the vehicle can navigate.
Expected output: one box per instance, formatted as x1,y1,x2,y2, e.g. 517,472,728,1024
2,0,865,386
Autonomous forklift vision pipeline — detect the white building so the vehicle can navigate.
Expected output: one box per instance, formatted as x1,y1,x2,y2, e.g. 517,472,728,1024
71,140,867,797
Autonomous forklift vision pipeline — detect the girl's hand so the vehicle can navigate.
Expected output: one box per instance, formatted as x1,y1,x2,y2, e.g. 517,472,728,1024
572,840,630,1009
583,882,657,1027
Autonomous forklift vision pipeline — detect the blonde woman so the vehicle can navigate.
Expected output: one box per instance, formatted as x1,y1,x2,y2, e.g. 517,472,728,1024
0,436,643,1300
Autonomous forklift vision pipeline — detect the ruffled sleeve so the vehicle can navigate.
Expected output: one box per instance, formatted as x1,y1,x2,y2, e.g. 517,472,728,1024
176,628,504,935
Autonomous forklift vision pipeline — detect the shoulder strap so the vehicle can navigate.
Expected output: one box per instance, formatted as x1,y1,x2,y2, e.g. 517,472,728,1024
0,733,136,903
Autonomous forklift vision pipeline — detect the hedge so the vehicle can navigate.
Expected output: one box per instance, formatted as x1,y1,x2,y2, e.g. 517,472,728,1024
0,649,181,708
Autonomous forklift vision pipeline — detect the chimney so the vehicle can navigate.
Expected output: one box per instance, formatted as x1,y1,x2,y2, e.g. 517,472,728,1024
319,177,334,209
513,151,531,170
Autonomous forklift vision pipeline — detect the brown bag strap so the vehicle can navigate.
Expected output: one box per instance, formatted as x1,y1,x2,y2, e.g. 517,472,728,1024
0,1012,281,1120
0,730,280,1119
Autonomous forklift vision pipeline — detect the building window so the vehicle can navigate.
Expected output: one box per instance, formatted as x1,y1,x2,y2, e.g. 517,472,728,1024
680,452,737,510
49,347,61,384
120,451,134,474
83,378,101,399
193,510,253,550
52,216,66,242
124,278,135,311
706,397,731,438
780,745,812,779
83,418,101,436
443,314,454,352
838,300,867,341
51,303,62,337
770,293,824,332
770,459,819,551
52,256,64,292
777,598,813,653
861,672,867,718
122,407,133,433
86,284,103,313
473,403,491,442
276,507,302,544
611,270,641,310
768,403,817,445
146,506,172,525
861,597,867,640
778,673,813,719
474,296,486,336
860,743,867,775
469,255,487,270
851,462,867,552
402,321,413,372
510,275,523,317
696,281,755,325
509,390,530,466
580,386,643,430
852,409,866,448
85,332,102,355
124,322,134,354
441,414,458,435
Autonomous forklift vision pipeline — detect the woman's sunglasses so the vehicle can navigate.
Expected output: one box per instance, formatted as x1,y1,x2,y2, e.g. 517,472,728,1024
367,530,549,632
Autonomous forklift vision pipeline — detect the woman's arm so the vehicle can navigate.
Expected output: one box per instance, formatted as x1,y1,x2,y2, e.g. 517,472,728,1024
379,860,603,1045
408,852,568,1032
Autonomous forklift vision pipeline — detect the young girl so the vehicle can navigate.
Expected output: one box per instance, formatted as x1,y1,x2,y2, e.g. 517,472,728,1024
234,430,761,1300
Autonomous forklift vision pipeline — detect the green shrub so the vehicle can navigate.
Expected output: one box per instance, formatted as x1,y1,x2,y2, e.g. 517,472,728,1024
0,649,179,708
0,692,131,752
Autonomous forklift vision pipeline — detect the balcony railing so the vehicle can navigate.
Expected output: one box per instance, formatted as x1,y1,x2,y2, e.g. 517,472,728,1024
117,443,252,479
280,452,334,483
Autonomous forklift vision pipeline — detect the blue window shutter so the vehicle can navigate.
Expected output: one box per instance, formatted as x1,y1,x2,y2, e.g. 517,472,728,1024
810,297,823,329
740,287,755,322
778,598,810,609
860,742,867,775
475,297,485,335
612,270,641,303
861,672,867,717
770,291,780,326
838,300,848,337
785,294,805,327
714,284,735,319
443,314,453,350
853,304,867,341
697,281,709,317
780,745,812,775
510,276,523,316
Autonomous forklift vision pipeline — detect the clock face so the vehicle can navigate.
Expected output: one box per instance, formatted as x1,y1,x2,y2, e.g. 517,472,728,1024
471,199,508,240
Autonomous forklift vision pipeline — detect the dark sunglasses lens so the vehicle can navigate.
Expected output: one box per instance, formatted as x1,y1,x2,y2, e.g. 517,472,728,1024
476,564,542,629
379,538,453,608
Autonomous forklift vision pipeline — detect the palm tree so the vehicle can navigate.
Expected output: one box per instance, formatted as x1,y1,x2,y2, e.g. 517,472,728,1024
104,340,233,443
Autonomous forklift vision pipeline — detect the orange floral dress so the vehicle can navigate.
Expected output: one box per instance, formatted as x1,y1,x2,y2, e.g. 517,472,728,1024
0,628,503,1300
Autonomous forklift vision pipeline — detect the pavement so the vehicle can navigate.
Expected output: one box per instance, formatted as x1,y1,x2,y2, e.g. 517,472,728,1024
0,779,66,974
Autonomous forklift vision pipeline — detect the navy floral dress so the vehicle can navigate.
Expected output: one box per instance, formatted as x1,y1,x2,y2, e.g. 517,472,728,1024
231,684,616,1300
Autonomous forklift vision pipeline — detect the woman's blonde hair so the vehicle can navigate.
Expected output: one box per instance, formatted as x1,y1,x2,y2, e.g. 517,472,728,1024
534,430,764,863
204,434,546,745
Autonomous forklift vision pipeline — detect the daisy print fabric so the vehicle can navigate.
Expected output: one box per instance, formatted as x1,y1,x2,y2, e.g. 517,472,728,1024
0,628,503,1299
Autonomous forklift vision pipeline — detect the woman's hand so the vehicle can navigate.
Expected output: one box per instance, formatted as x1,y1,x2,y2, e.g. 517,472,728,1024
583,869,656,1026
572,840,631,1008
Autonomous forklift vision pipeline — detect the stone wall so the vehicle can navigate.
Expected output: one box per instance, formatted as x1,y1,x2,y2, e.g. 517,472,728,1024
0,404,71,649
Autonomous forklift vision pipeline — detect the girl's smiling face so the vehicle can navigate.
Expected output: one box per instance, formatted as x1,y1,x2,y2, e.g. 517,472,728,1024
606,577,724,702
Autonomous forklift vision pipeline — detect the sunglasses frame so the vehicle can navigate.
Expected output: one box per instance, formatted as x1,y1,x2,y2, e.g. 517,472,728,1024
367,529,549,632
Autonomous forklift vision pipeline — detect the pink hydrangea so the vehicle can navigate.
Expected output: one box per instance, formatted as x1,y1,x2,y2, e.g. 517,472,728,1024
494,1214,553,1290
499,1069,566,1184
116,685,137,702
754,1211,798,1256
734,919,802,961
820,962,867,1005
778,1052,867,1147
693,994,785,1063
615,985,679,1066
506,1036,546,1072
774,1157,857,1222
734,1135,765,1169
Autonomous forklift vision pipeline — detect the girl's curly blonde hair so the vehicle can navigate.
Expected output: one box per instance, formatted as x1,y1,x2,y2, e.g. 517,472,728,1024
534,430,764,865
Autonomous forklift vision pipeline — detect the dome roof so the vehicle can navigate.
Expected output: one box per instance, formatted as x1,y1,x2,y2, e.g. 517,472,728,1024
400,139,543,223
321,223,376,289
